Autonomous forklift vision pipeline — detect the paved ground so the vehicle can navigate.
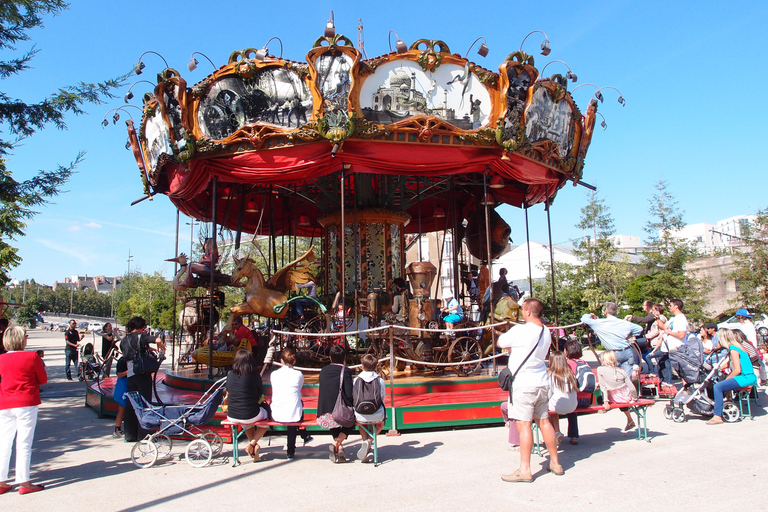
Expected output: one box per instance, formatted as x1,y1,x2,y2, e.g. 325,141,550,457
3,329,766,511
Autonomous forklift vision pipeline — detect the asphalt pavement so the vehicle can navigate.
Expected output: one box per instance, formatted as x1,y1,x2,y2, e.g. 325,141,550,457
3,328,766,511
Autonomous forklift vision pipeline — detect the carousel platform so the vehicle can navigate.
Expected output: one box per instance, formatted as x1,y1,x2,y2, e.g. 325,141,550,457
85,366,507,432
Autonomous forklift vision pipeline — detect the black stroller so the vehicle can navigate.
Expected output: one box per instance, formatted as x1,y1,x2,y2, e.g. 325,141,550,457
126,378,226,468
77,341,102,382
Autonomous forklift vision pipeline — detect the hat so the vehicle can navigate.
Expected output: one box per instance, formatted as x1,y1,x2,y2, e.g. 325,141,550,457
735,308,752,318
442,288,454,298
704,323,718,330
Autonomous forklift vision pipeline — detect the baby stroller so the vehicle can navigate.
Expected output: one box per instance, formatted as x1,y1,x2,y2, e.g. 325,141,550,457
77,341,103,382
126,378,226,468
664,349,741,423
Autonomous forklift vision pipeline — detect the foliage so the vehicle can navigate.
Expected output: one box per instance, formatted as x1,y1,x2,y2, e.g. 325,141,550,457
637,179,708,321
114,272,174,329
0,1,126,285
572,191,634,310
728,209,768,312
532,261,585,326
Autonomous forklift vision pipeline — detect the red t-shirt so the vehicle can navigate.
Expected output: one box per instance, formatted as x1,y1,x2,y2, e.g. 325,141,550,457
0,350,48,409
233,324,257,349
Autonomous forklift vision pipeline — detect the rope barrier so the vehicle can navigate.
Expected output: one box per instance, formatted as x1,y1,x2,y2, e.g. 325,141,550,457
271,325,390,338
269,356,391,373
394,352,506,367
391,320,513,334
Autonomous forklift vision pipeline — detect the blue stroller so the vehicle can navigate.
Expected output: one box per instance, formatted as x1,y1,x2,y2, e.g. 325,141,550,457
126,378,226,468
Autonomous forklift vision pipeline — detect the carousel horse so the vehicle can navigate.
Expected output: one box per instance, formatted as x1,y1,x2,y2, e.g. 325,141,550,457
167,253,236,292
221,247,318,334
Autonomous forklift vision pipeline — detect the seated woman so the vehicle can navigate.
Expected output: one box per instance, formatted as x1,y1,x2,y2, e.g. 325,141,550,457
547,351,578,447
317,345,354,463
171,238,219,291
706,329,757,425
269,346,311,459
226,349,269,462
354,354,386,463
390,278,412,324
564,340,595,445
440,289,463,330
596,350,637,431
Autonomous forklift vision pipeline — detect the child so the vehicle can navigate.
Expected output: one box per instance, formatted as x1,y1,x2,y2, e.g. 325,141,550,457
113,356,128,438
353,353,386,463
547,351,577,447
564,341,596,445
596,350,638,431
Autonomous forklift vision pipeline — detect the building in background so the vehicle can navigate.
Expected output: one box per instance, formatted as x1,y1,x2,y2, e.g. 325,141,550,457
53,275,121,293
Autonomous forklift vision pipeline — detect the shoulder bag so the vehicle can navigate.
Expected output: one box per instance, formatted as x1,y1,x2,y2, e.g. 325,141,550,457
331,366,356,428
497,325,545,405
132,333,160,375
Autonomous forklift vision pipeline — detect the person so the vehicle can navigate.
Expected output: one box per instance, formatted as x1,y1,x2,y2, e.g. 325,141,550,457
625,300,656,335
581,302,643,377
546,351,577,448
492,268,510,300
120,316,166,443
706,329,757,425
656,298,688,384
269,346,311,460
643,304,667,374
496,298,562,482
441,289,463,330
564,340,595,445
317,345,354,463
390,278,411,323
112,355,128,438
0,326,47,494
293,279,319,321
353,353,386,463
179,237,219,289
226,349,270,461
719,308,766,381
0,318,8,356
100,323,120,377
596,350,637,431
64,319,84,381
216,316,255,351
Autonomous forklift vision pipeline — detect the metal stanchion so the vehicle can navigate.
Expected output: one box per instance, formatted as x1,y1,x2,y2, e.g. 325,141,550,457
386,325,400,436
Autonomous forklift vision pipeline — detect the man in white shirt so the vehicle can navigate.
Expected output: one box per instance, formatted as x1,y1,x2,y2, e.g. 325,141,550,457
720,308,766,381
657,298,688,384
497,298,561,482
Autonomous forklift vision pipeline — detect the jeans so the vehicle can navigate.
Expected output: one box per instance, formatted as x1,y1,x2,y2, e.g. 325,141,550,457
645,351,671,382
713,378,751,417
0,405,38,484
566,398,592,439
614,346,635,377
65,349,78,378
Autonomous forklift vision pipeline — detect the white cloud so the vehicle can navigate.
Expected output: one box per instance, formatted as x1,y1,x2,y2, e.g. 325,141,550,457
84,221,102,229
68,225,82,232
36,239,93,264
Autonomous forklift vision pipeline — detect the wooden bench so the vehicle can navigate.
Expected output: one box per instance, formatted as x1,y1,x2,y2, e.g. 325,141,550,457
222,419,384,466
530,399,655,455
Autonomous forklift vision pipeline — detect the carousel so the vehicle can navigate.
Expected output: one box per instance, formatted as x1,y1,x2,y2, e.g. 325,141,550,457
87,20,616,432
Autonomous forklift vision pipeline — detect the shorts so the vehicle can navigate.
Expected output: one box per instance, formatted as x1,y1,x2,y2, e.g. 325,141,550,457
508,386,549,422
443,314,462,324
226,407,268,424
113,377,128,407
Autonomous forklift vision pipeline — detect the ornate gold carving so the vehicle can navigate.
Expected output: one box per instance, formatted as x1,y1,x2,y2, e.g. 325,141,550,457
359,55,390,76
351,117,391,139
458,127,496,146
286,62,310,79
288,122,323,143
410,39,450,72
194,137,230,156
191,77,213,98
469,64,499,87
312,34,355,48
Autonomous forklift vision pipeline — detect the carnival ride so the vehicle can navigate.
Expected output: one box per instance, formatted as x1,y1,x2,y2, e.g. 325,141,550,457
91,18,623,432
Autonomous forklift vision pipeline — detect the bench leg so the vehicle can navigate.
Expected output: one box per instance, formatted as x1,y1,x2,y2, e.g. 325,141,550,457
358,424,379,466
738,390,753,420
531,422,542,456
231,425,240,466
631,406,650,442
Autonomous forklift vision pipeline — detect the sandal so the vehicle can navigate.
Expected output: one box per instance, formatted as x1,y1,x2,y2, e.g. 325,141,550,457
501,469,533,483
624,421,636,431
329,444,339,463
245,442,260,462
569,438,579,445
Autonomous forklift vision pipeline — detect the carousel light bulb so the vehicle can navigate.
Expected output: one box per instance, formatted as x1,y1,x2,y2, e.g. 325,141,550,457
566,71,577,83
112,112,120,124
245,200,259,213
618,95,625,106
255,47,268,60
134,61,145,75
101,118,109,127
489,176,505,189
480,193,495,206
396,39,407,53
298,215,311,226
540,39,551,56
595,91,604,103
601,120,607,130
124,91,134,103
187,57,198,72
433,207,446,218
477,42,489,57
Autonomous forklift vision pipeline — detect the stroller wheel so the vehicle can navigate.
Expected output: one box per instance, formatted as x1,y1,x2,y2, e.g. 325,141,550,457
131,440,158,469
723,402,741,423
672,408,686,423
201,430,223,456
663,405,673,420
186,439,213,468
151,434,173,459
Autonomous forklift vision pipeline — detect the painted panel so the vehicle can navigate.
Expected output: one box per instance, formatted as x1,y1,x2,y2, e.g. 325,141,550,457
359,60,491,130
316,52,353,130
144,108,172,172
524,87,575,157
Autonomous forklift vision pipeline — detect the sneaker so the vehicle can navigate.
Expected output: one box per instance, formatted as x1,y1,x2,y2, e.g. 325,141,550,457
555,432,564,448
66,374,73,381
286,453,295,460
112,428,124,439
357,439,372,461
302,435,313,446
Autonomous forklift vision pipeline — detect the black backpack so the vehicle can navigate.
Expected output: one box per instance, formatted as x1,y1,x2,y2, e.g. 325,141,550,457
353,377,383,415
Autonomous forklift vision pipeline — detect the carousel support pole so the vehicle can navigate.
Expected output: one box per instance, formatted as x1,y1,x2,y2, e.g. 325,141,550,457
386,325,400,436
417,177,422,261
172,209,179,372
525,205,533,296
545,185,559,327
208,176,218,381
234,185,245,251
482,170,497,375
340,168,346,339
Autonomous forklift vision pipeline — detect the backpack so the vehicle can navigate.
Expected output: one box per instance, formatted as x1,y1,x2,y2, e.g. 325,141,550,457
353,377,383,415
573,360,596,394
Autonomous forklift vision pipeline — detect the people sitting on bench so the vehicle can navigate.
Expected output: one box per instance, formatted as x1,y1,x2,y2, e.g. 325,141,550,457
316,345,354,463
226,349,269,462
353,354,386,463
706,329,757,425
596,350,638,431
270,347,312,459
565,340,596,445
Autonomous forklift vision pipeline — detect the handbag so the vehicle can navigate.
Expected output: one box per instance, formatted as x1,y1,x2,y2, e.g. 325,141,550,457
331,366,355,428
498,325,545,404
132,334,160,375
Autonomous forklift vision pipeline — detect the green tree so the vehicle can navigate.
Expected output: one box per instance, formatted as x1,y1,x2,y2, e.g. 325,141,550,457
533,261,584,326
0,2,125,285
637,179,708,320
728,209,768,312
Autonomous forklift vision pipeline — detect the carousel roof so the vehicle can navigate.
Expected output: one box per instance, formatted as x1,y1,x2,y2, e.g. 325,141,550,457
121,30,605,236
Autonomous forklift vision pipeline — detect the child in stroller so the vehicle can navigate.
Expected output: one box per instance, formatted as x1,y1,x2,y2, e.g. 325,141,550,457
77,341,102,382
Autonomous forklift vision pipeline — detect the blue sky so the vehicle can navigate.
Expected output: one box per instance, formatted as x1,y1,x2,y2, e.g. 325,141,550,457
5,0,767,285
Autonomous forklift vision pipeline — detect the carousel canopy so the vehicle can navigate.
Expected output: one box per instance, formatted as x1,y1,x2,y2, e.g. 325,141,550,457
124,30,600,236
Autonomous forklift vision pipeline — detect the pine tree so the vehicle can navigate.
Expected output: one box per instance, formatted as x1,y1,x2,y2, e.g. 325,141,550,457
728,209,768,312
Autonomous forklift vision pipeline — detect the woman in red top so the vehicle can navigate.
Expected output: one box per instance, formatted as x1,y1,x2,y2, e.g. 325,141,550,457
0,326,47,495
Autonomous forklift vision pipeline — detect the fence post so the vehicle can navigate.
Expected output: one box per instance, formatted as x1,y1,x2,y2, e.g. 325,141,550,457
386,325,400,436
